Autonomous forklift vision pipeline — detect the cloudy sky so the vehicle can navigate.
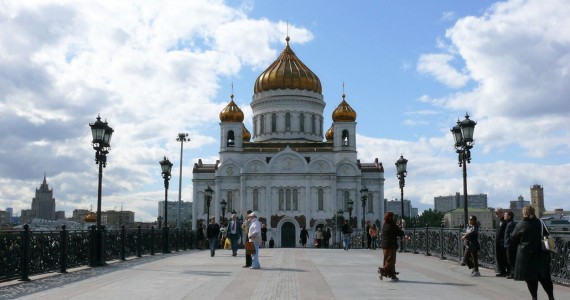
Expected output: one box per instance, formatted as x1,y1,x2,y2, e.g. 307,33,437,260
1,0,569,222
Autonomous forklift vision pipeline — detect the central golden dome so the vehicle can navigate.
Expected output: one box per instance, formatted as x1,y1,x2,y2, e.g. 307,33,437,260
254,37,322,94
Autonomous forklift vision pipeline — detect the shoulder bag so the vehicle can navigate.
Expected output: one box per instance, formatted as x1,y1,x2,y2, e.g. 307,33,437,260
540,219,557,253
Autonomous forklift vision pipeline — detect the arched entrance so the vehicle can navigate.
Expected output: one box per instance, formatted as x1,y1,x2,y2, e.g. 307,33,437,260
281,221,296,248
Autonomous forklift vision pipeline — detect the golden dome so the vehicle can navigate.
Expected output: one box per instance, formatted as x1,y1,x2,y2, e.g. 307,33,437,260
332,94,356,122
84,212,97,223
219,94,244,122
254,37,322,94
325,125,334,141
242,124,251,142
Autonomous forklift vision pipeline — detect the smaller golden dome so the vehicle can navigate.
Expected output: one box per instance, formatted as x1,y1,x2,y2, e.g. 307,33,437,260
84,212,97,223
325,125,334,141
332,94,356,122
242,124,251,142
219,94,244,122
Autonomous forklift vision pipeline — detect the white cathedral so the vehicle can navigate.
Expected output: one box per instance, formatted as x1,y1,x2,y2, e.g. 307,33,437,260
191,37,385,247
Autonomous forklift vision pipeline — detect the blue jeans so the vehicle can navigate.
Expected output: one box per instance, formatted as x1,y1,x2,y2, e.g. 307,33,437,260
343,234,351,250
371,238,378,250
251,244,261,268
208,237,218,256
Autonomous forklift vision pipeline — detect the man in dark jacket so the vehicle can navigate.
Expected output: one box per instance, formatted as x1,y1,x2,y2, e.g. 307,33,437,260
494,208,508,276
503,210,516,279
206,217,221,257
226,214,242,257
379,212,405,281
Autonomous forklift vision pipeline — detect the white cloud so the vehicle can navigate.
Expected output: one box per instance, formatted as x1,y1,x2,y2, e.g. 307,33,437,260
417,53,469,88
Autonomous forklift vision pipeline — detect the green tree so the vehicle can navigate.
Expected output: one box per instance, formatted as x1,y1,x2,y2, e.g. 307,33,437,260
415,209,445,227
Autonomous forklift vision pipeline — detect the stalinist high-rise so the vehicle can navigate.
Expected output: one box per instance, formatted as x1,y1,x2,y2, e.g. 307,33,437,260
530,184,545,218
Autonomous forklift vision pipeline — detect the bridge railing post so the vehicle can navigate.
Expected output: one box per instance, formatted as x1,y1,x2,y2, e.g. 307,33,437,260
59,225,68,273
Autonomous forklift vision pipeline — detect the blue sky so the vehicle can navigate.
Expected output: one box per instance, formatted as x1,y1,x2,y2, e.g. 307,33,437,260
1,0,569,222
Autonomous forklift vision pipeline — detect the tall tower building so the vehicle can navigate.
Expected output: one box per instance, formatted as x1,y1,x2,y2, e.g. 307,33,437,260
31,174,56,220
530,184,545,218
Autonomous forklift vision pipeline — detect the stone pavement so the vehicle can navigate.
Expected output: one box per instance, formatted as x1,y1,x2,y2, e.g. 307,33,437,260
1,248,569,300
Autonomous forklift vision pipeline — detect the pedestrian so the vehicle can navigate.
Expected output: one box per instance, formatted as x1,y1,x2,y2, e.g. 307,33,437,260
461,215,481,277
206,216,220,257
379,211,405,281
341,220,352,250
261,223,267,248
369,223,378,250
196,222,205,250
511,205,555,300
300,227,309,247
269,237,275,248
503,210,516,279
315,228,323,248
226,214,242,257
324,227,331,248
494,207,508,277
247,211,262,269
241,210,253,268
366,220,372,249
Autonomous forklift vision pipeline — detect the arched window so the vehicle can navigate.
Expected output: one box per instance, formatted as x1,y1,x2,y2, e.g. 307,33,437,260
286,189,291,210
318,188,324,211
203,194,208,214
311,114,316,134
260,115,265,134
285,112,291,131
293,189,298,211
271,113,277,132
342,130,349,146
319,118,323,135
227,191,233,212
253,118,257,136
300,113,305,132
227,130,235,147
367,192,373,213
344,191,350,210
253,189,259,211
279,189,284,210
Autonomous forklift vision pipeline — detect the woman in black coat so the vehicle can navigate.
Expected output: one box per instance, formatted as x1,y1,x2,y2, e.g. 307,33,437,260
511,205,554,300
379,211,405,281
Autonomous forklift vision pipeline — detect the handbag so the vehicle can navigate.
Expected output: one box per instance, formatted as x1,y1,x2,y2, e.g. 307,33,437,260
540,219,557,253
245,241,256,255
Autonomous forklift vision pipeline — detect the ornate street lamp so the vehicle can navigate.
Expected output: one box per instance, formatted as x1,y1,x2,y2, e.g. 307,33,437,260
396,154,408,253
160,156,173,253
336,209,344,249
220,199,227,223
176,133,189,229
360,186,368,248
89,115,113,266
347,199,354,228
451,113,477,226
204,185,214,220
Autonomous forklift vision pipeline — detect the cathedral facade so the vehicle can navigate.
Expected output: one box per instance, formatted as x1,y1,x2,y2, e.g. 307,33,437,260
192,37,385,247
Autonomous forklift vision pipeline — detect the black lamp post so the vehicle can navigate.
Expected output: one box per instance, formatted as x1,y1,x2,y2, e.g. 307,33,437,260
347,199,354,228
176,133,189,229
360,186,368,248
451,113,477,226
204,185,214,220
160,156,173,253
89,115,113,266
220,199,227,223
336,209,343,249
396,154,408,253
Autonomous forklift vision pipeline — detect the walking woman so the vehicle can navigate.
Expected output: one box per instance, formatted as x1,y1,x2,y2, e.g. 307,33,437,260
300,227,309,247
511,205,555,300
379,211,404,281
461,215,481,277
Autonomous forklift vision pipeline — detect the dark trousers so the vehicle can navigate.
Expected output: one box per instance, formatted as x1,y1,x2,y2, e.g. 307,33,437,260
495,242,507,274
526,278,554,300
245,254,252,267
381,248,398,277
464,250,479,272
505,246,516,275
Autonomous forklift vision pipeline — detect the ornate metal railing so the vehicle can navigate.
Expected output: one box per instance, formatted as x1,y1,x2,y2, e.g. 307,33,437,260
0,225,198,282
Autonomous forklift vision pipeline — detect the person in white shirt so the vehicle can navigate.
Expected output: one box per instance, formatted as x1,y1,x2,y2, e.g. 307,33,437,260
247,212,262,269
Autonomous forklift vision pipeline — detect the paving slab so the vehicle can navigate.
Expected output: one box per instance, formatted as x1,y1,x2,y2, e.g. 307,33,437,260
1,248,569,300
